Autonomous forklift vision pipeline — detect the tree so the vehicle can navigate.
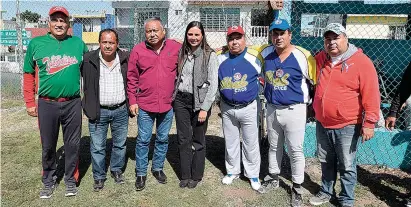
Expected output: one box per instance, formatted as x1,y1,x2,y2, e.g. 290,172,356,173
20,10,41,23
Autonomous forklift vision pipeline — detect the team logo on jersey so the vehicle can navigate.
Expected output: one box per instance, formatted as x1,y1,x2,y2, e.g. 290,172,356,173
275,69,284,78
42,55,78,74
265,69,290,91
220,73,248,93
233,72,242,81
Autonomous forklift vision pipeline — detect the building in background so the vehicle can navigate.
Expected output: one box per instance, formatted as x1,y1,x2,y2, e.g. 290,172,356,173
346,14,408,39
306,14,407,40
72,11,115,50
112,1,170,50
112,0,277,49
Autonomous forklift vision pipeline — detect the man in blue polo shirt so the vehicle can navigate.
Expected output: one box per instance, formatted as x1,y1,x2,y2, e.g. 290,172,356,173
218,26,263,191
258,19,316,207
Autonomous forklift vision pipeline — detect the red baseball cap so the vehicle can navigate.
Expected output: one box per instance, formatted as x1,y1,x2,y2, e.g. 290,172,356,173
49,6,69,17
227,25,245,36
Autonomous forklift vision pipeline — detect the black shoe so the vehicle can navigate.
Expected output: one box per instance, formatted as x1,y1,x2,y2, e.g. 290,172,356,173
152,170,167,184
135,176,146,191
93,179,105,192
187,179,200,189
111,171,125,184
179,179,189,188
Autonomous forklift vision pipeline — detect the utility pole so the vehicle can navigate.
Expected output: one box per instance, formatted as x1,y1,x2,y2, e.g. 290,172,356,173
16,0,24,96
16,0,23,65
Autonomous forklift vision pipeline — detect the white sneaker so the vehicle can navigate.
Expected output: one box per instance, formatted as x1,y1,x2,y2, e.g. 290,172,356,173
222,174,239,185
250,177,261,191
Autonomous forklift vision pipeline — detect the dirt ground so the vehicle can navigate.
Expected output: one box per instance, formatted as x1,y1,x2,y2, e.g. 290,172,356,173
195,106,411,207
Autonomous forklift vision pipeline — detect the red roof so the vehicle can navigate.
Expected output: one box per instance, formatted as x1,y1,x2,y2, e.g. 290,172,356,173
25,28,73,38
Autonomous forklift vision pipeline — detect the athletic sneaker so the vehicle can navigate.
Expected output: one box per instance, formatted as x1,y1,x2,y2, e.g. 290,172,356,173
291,187,303,207
222,174,239,185
65,184,78,197
258,174,280,194
39,184,55,199
250,177,261,191
309,192,331,206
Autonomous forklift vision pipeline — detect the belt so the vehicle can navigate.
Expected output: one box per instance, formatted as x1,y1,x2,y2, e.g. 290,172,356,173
100,101,126,110
269,102,306,110
177,91,193,99
223,99,254,109
39,95,80,102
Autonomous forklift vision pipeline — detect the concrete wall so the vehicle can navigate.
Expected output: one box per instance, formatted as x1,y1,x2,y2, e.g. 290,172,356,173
303,123,411,170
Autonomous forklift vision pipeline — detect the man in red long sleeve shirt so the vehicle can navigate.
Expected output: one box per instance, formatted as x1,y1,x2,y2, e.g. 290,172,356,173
127,17,181,191
309,23,380,207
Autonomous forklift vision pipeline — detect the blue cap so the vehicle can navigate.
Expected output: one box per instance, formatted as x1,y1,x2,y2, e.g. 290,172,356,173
269,19,290,31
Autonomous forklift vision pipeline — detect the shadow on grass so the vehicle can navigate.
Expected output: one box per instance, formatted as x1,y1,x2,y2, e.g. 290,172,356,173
55,136,138,186
55,136,93,186
166,134,226,180
259,140,321,195
355,130,411,206
357,166,411,206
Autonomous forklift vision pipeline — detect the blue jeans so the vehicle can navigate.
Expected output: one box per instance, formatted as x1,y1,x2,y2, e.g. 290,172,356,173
316,122,361,207
135,108,173,176
89,105,128,180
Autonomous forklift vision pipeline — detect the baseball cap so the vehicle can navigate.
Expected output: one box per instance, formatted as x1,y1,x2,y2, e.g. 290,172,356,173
227,25,245,36
323,23,346,36
269,19,290,31
49,6,69,17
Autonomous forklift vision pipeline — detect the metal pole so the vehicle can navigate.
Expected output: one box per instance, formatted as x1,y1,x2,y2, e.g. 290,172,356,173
16,0,23,65
16,0,24,97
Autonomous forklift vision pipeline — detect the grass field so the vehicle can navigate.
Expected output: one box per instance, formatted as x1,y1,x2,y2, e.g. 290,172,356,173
1,99,410,207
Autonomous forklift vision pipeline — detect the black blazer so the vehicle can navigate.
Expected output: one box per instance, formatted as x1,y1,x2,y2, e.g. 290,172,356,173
81,49,132,121
389,61,411,118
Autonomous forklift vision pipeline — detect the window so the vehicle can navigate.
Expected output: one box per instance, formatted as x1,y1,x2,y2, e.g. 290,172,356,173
8,56,16,62
300,13,342,37
83,21,94,32
251,9,270,26
251,9,271,38
175,10,182,15
136,11,161,26
200,8,240,31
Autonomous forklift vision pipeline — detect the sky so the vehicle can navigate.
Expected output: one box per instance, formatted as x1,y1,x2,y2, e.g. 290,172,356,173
2,0,113,20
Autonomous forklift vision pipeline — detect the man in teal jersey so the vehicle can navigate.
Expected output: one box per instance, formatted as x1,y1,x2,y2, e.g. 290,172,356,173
23,6,88,199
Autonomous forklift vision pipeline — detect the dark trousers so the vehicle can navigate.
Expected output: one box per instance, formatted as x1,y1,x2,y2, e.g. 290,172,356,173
174,92,211,180
38,97,81,186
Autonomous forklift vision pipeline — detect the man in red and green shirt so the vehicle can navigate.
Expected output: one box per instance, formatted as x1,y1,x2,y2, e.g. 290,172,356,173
23,6,88,199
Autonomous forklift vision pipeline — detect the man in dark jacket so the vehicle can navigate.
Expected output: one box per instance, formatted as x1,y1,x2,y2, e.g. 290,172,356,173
385,61,411,207
81,28,130,191
386,61,411,130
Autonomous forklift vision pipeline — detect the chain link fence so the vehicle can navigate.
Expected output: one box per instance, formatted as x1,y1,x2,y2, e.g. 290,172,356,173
1,0,410,169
